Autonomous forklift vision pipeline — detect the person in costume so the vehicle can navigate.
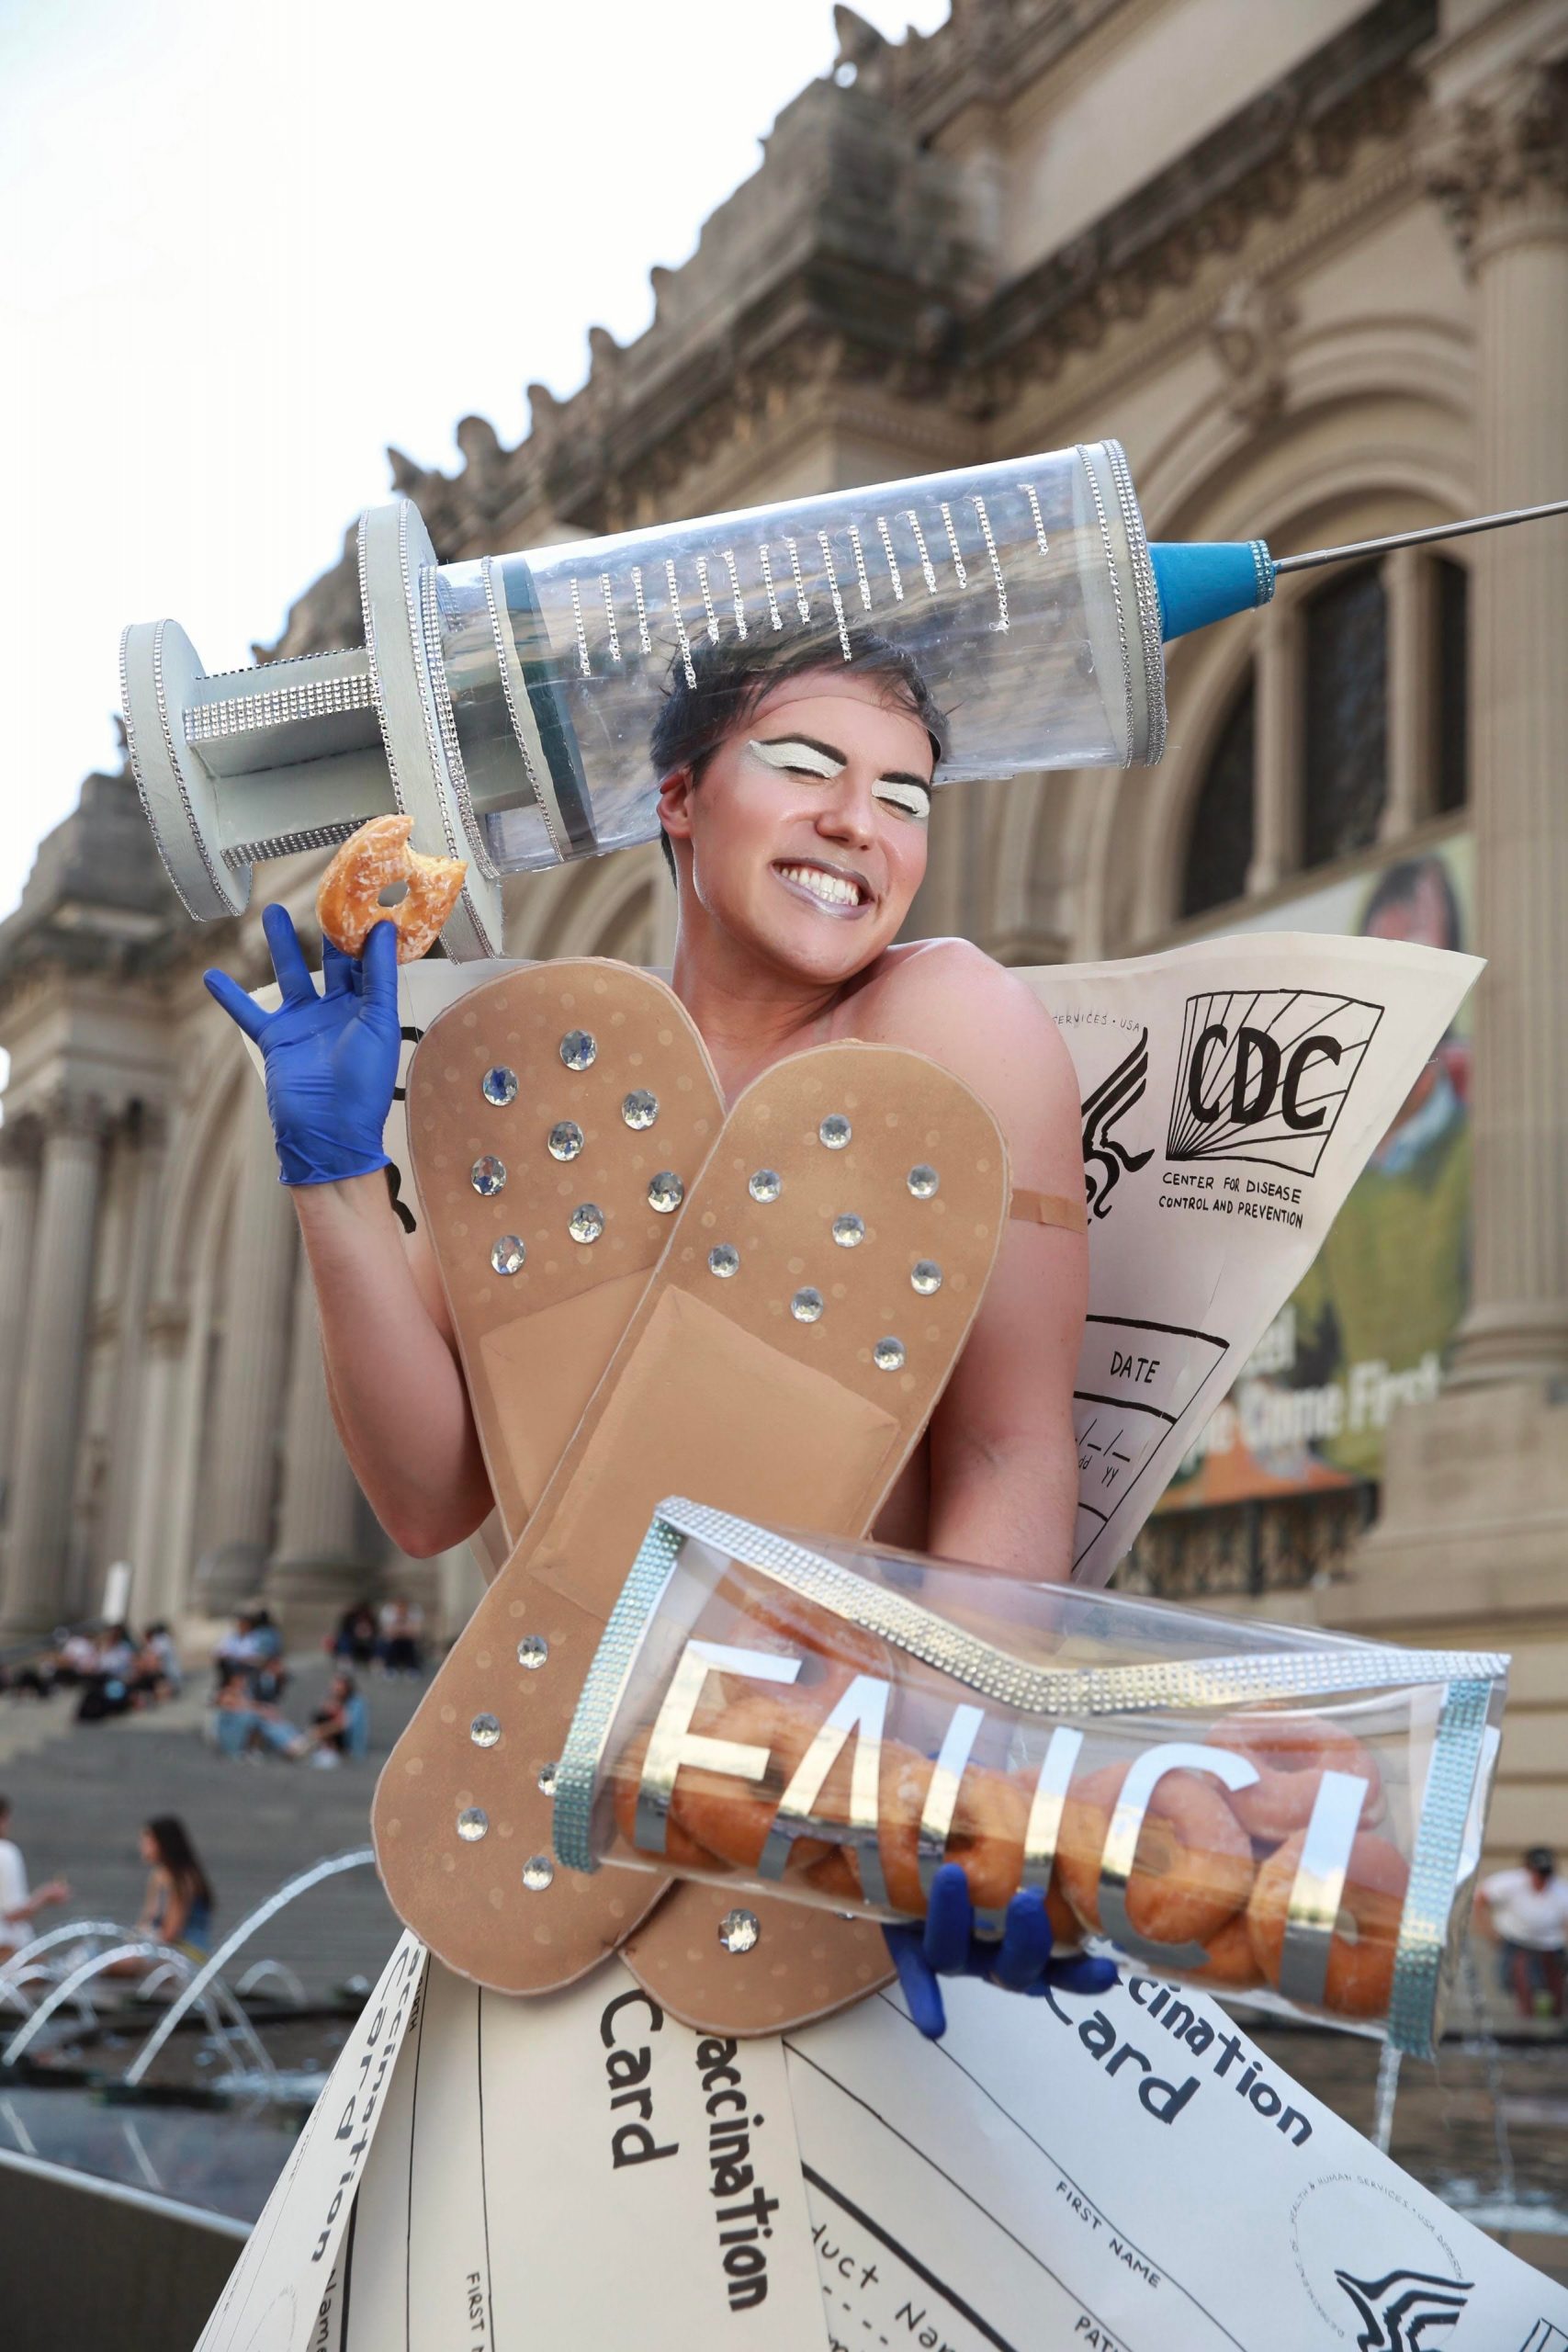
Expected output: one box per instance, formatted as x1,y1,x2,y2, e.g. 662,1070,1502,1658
206,625,1114,2031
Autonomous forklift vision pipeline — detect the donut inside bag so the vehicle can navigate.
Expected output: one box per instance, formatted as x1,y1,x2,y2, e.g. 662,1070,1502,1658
562,1511,1507,2052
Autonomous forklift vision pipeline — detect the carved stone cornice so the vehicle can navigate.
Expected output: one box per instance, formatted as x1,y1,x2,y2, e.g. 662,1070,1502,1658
1422,62,1568,264
262,0,1434,662
1207,275,1300,430
969,0,1428,407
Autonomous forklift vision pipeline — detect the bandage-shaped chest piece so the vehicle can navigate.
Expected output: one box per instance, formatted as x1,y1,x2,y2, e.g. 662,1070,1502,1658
371,959,1015,2032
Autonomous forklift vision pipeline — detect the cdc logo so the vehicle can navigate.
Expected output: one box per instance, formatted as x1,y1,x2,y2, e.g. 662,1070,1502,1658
1165,989,1384,1178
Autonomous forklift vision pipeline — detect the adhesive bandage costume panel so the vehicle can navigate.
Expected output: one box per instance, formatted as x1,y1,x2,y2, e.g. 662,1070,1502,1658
373,1039,1010,2014
404,960,722,1542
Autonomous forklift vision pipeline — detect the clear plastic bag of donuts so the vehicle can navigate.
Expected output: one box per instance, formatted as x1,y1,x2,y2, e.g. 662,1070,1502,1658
553,1498,1509,2055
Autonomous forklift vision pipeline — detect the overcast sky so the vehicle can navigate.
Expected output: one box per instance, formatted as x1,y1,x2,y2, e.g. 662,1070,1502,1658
0,0,948,929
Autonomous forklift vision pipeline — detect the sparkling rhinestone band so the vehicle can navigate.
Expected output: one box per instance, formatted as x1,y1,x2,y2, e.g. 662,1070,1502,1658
650,1500,1507,1718
185,667,375,742
1386,1676,1494,2058
223,817,374,869
552,1516,685,1875
1104,436,1168,767
1076,446,1137,774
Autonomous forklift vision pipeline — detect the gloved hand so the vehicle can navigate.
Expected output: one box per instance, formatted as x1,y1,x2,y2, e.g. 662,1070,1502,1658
883,1861,1119,2041
203,905,401,1187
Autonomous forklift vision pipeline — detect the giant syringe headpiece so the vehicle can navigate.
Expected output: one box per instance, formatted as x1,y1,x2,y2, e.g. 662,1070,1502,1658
119,441,1565,959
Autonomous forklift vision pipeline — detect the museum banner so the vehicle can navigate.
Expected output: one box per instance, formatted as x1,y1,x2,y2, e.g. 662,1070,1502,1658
1156,834,1472,1512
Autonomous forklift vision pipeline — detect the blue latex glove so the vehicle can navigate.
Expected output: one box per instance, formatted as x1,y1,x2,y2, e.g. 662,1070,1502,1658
202,905,401,1187
884,1861,1119,2041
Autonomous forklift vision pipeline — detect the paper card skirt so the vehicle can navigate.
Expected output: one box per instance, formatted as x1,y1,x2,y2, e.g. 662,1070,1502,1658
554,1500,1507,2058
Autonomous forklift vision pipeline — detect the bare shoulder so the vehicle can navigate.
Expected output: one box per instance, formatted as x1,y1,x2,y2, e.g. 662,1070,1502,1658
848,940,1080,1186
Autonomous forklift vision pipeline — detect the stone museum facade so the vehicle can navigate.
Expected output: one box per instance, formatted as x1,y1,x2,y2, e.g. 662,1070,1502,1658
2,0,1565,1858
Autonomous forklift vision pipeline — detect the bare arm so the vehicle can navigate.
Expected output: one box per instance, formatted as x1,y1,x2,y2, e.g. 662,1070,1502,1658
157,1875,190,1949
13,1880,69,1921
292,1175,495,1556
860,943,1086,1581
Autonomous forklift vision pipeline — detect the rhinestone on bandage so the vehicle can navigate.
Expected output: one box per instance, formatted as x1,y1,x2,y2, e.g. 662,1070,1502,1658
874,1337,907,1372
457,1807,489,1842
522,1855,555,1892
648,1171,683,1214
536,1761,558,1796
907,1164,939,1198
911,1261,942,1295
819,1114,852,1149
708,1245,739,1278
481,1066,517,1107
491,1235,526,1276
516,1635,548,1669
622,1090,658,1130
547,1121,584,1161
718,1908,761,1953
832,1215,865,1248
791,1287,824,1323
470,1713,501,1748
569,1203,604,1244
559,1029,597,1070
470,1155,506,1196
749,1169,782,1204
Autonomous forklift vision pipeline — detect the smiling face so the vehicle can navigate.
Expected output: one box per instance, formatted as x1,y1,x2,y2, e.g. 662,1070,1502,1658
657,668,934,986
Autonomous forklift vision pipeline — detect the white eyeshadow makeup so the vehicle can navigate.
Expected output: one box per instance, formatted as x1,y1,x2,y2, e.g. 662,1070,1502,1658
745,737,843,778
873,779,931,823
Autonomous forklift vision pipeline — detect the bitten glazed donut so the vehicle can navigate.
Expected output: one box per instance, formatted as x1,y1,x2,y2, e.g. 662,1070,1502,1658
1205,1713,1383,1844
809,1747,1032,1918
315,813,467,963
1056,1761,1254,1948
1247,1828,1409,2018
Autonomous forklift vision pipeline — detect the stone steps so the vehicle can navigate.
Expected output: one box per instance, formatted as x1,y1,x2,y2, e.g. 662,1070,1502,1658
0,1657,427,1998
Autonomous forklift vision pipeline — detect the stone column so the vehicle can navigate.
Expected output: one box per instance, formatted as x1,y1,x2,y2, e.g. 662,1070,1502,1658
98,1106,170,1593
1427,64,1568,1385
265,1247,372,1644
194,1089,299,1611
0,1096,107,1636
1337,64,1568,1857
1247,596,1302,897
1381,547,1438,842
0,1119,42,1538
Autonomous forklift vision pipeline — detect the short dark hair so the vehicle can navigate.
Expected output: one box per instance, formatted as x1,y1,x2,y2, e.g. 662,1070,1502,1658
649,624,947,884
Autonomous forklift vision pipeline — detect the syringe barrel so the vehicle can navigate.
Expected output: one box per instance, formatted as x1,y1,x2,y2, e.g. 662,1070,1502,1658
121,440,1166,944
434,437,1164,877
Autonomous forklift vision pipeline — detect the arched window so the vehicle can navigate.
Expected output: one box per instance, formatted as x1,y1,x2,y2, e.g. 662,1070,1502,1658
1172,528,1467,932
1302,562,1387,869
1180,675,1256,919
